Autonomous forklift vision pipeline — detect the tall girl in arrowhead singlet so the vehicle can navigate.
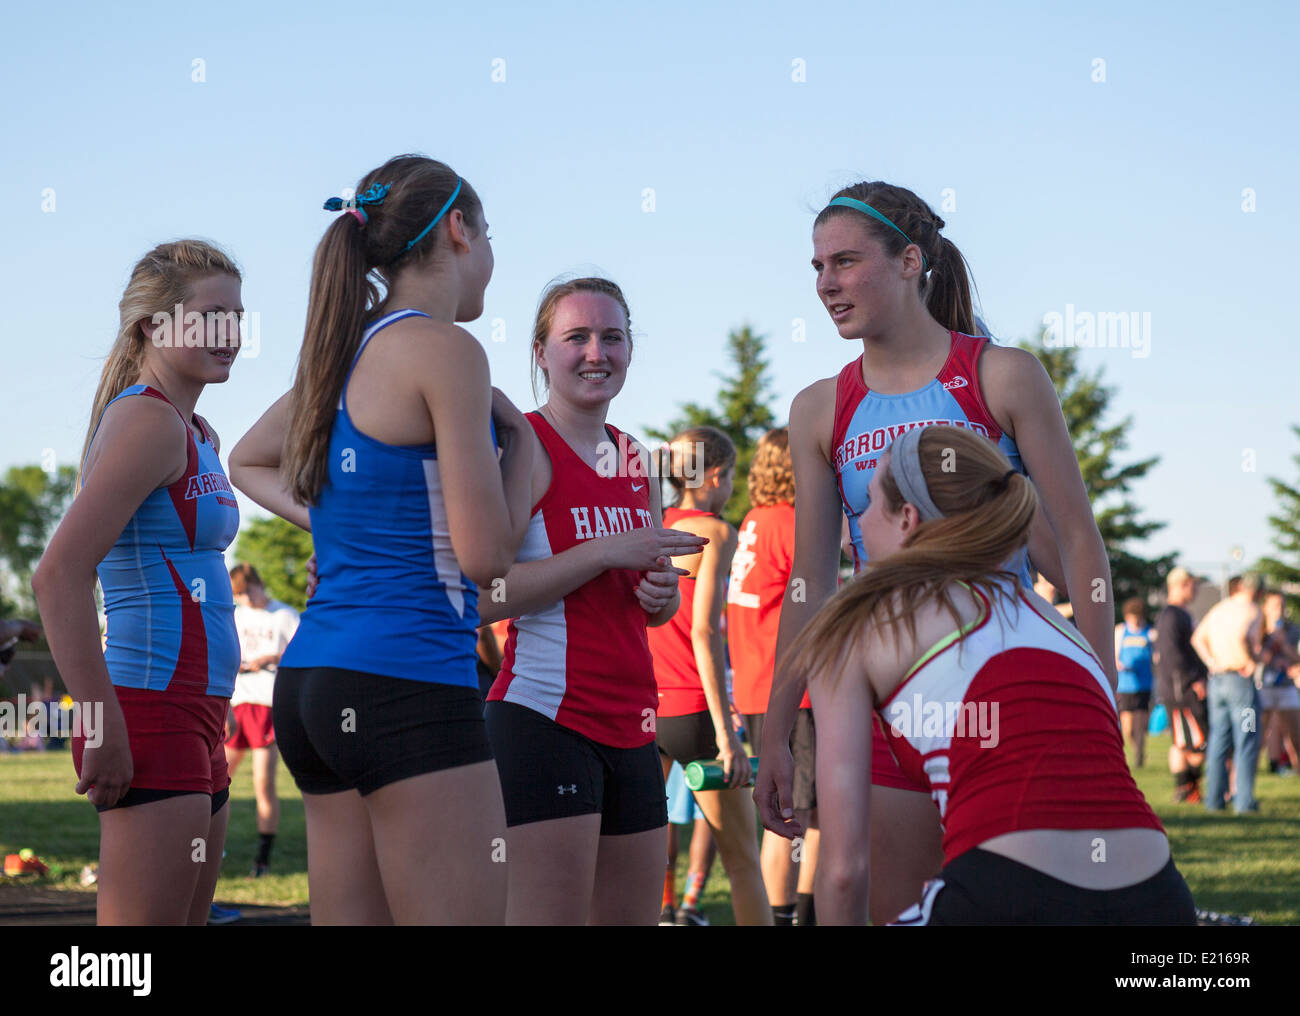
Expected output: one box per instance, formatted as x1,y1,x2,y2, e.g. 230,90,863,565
34,240,245,925
755,180,1116,925
650,427,774,926
479,277,708,926
229,155,535,925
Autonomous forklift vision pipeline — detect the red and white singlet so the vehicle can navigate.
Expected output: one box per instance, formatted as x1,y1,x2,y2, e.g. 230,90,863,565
648,507,715,718
488,413,657,748
726,502,810,714
877,582,1162,863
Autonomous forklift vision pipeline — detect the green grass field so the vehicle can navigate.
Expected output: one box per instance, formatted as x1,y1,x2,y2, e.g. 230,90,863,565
3,733,1298,924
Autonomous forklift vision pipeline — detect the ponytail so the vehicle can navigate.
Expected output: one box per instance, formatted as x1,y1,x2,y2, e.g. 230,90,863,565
282,215,374,504
924,235,975,336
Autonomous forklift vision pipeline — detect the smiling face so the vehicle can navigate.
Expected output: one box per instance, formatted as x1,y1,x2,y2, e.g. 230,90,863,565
140,273,244,385
812,214,916,340
535,291,631,409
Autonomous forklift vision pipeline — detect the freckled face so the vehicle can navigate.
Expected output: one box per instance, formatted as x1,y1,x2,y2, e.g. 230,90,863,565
812,215,909,340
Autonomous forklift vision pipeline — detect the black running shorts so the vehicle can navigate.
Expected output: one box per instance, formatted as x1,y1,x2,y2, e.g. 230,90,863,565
656,710,720,765
890,848,1198,926
273,666,493,796
1117,691,1152,713
485,700,667,835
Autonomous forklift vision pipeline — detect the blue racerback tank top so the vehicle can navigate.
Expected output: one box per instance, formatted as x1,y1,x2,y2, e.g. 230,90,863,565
279,308,485,687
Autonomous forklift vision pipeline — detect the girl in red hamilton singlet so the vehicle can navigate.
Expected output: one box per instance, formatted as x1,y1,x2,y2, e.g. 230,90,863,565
650,426,772,926
756,180,1115,926
479,277,707,926
788,425,1194,925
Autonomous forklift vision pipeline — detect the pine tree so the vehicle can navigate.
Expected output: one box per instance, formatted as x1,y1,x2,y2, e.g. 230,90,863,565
647,325,777,526
1257,425,1300,590
232,515,314,611
1019,334,1175,611
0,464,77,615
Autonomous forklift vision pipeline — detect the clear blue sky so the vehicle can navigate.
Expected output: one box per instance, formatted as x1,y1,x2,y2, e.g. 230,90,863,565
3,0,1296,578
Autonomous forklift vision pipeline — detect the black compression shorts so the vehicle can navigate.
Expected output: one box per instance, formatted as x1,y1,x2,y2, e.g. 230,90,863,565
485,700,667,835
274,666,493,796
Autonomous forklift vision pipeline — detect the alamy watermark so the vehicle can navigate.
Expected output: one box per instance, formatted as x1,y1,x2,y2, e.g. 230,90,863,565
591,435,708,487
0,695,103,747
885,694,1000,748
1042,304,1150,359
149,306,260,358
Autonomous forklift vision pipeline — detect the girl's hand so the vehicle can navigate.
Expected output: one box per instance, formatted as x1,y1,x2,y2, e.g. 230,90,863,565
755,743,804,838
77,714,133,809
716,730,751,789
634,557,679,614
305,553,318,600
601,528,707,573
490,387,528,449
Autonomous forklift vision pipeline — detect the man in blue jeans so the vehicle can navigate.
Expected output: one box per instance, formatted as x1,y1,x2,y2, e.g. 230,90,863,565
1192,574,1264,813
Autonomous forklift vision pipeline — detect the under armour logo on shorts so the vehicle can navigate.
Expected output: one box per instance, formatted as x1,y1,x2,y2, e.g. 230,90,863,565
557,784,578,795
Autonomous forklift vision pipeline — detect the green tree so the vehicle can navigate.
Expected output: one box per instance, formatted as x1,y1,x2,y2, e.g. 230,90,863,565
0,464,78,615
233,515,314,611
1019,334,1175,611
647,324,777,526
1256,425,1300,591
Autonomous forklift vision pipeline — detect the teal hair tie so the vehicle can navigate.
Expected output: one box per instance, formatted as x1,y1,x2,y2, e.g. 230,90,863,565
826,196,928,271
323,182,391,212
404,178,463,254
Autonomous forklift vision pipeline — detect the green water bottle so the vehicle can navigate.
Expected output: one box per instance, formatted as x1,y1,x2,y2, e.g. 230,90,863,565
684,757,759,791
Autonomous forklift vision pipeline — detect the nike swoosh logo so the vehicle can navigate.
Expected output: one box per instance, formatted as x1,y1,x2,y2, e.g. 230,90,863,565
632,484,644,491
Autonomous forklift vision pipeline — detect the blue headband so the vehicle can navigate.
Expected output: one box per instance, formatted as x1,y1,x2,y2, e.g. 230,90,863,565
404,178,463,253
826,196,928,271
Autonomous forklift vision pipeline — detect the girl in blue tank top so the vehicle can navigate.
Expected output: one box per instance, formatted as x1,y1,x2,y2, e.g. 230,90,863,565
1115,597,1155,768
229,155,534,925
275,307,489,687
35,240,246,926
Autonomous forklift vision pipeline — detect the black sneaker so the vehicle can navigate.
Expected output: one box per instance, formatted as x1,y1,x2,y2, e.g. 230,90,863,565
675,906,709,927
658,906,676,926
247,862,269,879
